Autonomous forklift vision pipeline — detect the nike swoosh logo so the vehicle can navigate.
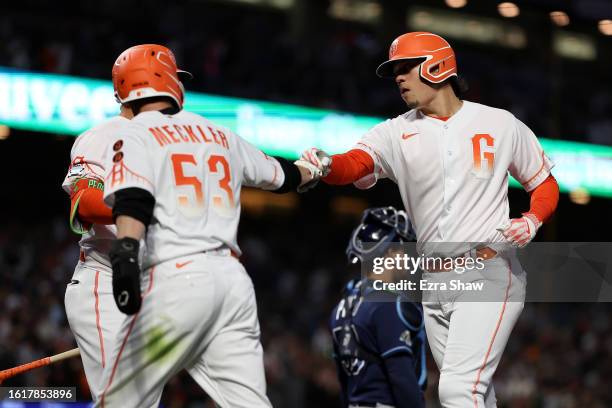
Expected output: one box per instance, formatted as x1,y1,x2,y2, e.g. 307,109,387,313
175,260,194,269
402,132,418,140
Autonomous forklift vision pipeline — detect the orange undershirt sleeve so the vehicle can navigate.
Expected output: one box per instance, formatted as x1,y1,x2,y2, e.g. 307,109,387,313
322,149,375,185
525,175,559,223
69,179,113,234
74,188,113,225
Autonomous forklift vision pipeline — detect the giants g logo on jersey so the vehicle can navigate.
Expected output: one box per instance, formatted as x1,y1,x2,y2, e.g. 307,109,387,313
471,133,495,179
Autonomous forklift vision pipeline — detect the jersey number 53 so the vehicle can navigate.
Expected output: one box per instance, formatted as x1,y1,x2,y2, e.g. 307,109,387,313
171,153,235,217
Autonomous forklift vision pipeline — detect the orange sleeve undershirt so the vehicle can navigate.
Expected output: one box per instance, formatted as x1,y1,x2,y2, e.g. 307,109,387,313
70,179,113,225
74,188,114,225
323,150,558,223
322,149,375,185
525,175,559,223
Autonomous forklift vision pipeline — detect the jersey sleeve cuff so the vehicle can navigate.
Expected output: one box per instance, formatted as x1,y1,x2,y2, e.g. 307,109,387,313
520,152,555,192
352,143,386,189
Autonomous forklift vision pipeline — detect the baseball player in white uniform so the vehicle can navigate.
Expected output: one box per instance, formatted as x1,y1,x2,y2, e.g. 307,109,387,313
62,107,134,401
301,32,560,407
94,44,321,408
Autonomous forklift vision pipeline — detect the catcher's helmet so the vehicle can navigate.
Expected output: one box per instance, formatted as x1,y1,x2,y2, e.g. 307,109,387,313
346,207,416,264
376,32,457,84
112,44,192,110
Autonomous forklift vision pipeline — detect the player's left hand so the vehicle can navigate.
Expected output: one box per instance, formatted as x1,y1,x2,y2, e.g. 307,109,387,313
497,213,542,248
294,159,323,193
300,147,332,176
109,237,142,315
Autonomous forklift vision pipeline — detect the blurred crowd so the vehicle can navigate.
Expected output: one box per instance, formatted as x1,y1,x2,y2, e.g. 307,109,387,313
1,1,611,407
1,213,611,407
0,1,610,145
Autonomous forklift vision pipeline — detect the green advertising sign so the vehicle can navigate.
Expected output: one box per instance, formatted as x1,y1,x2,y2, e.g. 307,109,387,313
0,69,610,197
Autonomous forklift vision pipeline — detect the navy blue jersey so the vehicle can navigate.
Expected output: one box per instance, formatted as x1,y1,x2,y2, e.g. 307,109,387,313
330,279,426,408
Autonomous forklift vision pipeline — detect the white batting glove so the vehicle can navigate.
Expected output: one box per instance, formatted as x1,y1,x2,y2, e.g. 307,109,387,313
497,213,542,248
294,159,322,193
300,148,332,177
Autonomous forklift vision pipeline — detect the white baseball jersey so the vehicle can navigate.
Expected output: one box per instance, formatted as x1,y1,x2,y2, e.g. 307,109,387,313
102,110,285,268
354,100,553,252
63,116,129,266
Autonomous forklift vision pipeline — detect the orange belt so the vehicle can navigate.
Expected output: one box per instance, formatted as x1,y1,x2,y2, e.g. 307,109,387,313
426,246,497,273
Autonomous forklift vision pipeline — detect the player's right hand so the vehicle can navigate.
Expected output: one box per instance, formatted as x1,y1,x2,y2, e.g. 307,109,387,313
300,147,332,176
109,237,142,315
497,213,542,248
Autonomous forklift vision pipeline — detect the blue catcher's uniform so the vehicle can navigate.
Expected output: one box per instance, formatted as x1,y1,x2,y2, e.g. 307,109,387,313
330,207,426,408
330,280,426,408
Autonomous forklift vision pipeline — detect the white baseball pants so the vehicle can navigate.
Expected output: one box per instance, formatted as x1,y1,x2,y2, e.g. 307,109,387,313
95,252,271,408
422,255,526,408
65,259,126,401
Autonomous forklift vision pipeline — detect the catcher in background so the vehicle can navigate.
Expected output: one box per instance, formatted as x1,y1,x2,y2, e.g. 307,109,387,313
330,207,426,408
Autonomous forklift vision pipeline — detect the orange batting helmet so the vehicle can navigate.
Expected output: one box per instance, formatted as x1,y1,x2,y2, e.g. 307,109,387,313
376,32,457,84
112,44,192,110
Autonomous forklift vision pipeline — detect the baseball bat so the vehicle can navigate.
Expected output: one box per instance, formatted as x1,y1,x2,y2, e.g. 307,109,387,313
0,348,80,384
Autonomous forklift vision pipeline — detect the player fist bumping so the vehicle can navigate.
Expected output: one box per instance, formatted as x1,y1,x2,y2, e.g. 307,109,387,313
109,237,142,315
299,148,332,176
497,213,542,248
294,148,332,192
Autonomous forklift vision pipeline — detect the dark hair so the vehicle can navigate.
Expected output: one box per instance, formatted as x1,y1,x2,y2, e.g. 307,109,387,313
127,96,180,115
449,75,469,99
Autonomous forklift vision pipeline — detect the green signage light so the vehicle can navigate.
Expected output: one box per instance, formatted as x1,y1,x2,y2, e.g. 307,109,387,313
0,70,610,197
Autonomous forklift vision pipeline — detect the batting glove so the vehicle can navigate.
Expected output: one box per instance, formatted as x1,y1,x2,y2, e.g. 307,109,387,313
294,160,323,193
109,237,142,315
497,213,542,248
300,148,332,177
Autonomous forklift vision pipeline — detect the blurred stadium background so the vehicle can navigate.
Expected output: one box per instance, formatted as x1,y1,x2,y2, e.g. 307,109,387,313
0,0,611,407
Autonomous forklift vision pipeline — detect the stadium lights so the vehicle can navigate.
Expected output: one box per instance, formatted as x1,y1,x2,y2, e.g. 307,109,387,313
599,19,612,35
0,125,9,140
329,0,382,24
331,196,369,218
497,2,519,18
550,11,570,27
570,188,590,205
241,188,298,213
408,6,527,49
445,0,467,9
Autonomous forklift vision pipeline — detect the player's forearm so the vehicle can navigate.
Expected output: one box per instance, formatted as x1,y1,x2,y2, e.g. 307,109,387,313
269,156,308,193
73,188,114,225
525,175,559,223
115,215,145,240
111,187,156,237
323,149,374,185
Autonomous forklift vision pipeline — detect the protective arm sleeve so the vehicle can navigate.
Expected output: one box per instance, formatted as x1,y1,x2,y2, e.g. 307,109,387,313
69,178,113,234
73,187,114,225
322,149,375,185
525,175,559,223
384,354,425,408
113,188,156,227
